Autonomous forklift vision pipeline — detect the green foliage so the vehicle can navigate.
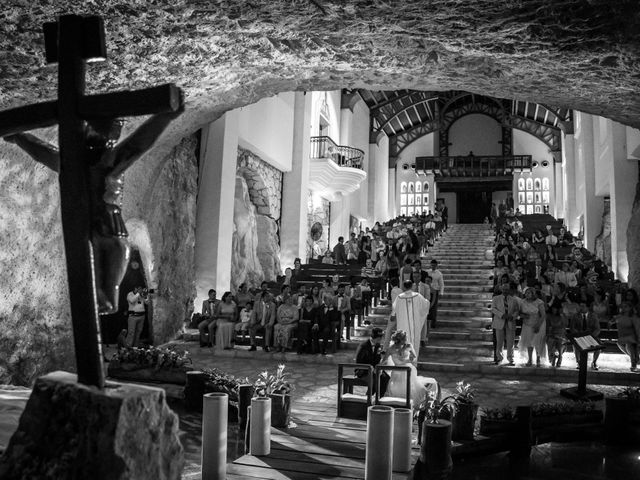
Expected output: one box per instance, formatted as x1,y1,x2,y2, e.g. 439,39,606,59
111,345,192,370
454,380,476,404
481,405,515,421
418,391,458,424
253,364,293,397
531,401,596,416
619,386,640,401
201,367,249,402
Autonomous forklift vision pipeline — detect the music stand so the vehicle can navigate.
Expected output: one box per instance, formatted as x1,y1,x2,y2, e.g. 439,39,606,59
560,335,606,401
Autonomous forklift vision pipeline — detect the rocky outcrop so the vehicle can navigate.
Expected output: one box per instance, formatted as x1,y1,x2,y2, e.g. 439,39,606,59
0,371,183,480
595,198,612,267
231,176,264,291
256,215,281,282
627,181,640,294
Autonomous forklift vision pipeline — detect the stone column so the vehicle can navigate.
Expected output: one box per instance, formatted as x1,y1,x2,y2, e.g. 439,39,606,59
369,135,390,223
576,113,603,252
195,110,239,304
330,192,351,241
281,92,312,267
554,161,565,220
610,123,640,282
562,132,577,232
388,167,397,219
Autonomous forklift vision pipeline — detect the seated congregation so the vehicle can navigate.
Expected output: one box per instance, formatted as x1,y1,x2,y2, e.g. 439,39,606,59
491,216,640,371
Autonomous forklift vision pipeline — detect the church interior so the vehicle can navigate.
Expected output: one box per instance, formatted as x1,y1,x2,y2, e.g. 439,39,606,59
1,1,640,479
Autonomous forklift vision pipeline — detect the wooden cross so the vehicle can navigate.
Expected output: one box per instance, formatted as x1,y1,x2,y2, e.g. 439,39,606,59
0,15,183,388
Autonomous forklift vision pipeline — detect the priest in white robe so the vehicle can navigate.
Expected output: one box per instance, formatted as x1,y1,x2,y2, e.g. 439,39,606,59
385,280,430,359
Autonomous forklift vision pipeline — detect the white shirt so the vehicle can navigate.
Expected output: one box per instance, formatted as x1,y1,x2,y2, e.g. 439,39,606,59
430,269,445,295
127,291,147,313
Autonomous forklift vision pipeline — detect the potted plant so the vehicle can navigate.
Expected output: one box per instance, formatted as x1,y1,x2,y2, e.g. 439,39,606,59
253,364,293,427
450,380,478,441
108,345,193,384
531,401,601,429
414,391,457,478
479,406,516,436
605,386,640,445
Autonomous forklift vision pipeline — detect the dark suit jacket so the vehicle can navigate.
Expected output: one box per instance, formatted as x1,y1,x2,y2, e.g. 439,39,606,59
333,242,347,264
355,339,383,377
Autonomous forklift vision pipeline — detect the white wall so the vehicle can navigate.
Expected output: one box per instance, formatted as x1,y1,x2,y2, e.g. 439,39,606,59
237,93,295,172
512,129,556,215
449,114,502,156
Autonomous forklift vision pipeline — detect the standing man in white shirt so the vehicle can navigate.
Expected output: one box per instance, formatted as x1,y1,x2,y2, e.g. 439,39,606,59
428,259,445,329
126,285,150,347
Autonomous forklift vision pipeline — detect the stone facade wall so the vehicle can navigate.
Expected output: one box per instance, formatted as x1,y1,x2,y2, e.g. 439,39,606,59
237,147,282,221
307,193,331,260
0,131,197,385
232,147,282,286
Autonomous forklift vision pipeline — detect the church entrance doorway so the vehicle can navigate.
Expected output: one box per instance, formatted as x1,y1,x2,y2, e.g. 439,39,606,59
458,190,490,224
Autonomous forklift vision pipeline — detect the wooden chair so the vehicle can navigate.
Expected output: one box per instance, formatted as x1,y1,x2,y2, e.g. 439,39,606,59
375,365,412,409
337,363,373,420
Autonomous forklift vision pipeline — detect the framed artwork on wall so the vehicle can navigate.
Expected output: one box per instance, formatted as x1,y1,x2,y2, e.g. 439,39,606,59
401,182,407,193
518,178,525,190
526,192,533,204
534,205,542,214
542,192,550,203
415,195,421,205
423,194,429,205
424,182,429,192
400,194,407,206
518,192,526,204
408,195,414,205
408,183,414,193
526,178,533,191
416,182,422,193
534,179,541,191
534,192,541,203
407,207,415,216
542,178,550,191
400,207,407,216
526,205,534,214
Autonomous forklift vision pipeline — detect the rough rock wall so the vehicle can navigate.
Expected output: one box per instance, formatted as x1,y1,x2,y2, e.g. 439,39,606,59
0,131,197,385
594,198,612,267
235,147,282,283
628,180,640,294
138,136,198,343
307,193,331,259
231,176,264,291
0,130,74,385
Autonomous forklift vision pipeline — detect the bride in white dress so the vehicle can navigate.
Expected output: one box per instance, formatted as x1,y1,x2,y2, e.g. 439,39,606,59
383,330,437,407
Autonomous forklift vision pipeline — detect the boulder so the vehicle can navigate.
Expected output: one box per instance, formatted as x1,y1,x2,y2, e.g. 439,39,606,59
0,371,184,480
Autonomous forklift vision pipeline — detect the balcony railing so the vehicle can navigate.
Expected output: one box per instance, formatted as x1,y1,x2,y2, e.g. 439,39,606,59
310,136,364,169
415,155,533,177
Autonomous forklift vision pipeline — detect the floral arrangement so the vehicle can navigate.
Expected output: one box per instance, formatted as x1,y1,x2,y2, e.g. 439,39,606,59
619,386,640,401
111,345,192,370
418,391,458,424
253,364,293,397
481,406,515,421
454,380,476,404
201,367,249,402
531,401,596,417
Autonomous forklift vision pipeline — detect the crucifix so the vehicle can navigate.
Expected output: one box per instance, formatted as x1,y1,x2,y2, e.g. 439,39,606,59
0,15,184,388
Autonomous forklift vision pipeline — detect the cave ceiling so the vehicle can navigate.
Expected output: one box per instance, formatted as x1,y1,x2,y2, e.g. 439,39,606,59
1,0,639,143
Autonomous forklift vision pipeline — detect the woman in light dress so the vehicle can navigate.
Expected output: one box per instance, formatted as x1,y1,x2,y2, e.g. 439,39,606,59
273,295,299,352
215,292,237,350
383,330,437,407
518,287,547,366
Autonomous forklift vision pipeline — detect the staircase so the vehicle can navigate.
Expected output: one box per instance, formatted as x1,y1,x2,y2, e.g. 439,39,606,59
418,223,495,370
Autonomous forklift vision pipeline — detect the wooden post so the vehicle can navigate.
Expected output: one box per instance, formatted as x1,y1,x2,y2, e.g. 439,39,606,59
56,15,105,388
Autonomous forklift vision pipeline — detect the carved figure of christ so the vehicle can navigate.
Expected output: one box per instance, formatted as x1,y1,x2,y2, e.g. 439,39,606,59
0,15,183,388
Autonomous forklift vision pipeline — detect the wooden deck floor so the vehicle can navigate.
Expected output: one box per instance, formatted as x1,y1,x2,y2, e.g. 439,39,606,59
226,403,419,480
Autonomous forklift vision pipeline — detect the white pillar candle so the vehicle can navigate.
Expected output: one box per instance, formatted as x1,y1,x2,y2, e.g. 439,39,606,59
392,408,412,472
250,397,272,456
201,392,228,480
365,405,394,480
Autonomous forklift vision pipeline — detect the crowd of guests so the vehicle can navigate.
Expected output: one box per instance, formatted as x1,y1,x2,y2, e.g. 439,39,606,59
491,217,640,371
193,205,452,355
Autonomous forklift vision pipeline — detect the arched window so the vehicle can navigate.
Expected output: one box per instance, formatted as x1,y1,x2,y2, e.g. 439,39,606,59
526,178,533,191
408,183,414,193
534,179,541,191
542,178,550,191
400,182,407,193
424,182,429,192
518,178,525,191
415,182,422,193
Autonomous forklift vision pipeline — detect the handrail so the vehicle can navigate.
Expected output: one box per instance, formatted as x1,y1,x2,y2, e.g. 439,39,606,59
415,155,533,177
310,136,364,169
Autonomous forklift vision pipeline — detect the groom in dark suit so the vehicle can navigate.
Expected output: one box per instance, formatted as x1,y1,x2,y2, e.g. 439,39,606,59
355,327,389,395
